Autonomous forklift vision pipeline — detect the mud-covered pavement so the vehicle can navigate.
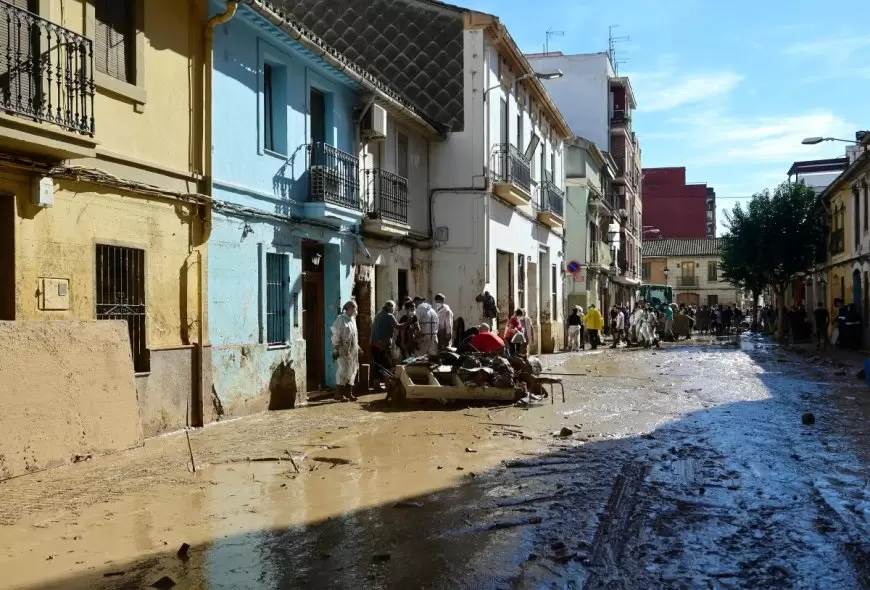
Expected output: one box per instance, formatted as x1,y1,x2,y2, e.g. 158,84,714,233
2,335,870,589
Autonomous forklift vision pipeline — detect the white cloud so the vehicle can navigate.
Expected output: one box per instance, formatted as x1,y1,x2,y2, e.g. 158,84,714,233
673,110,855,166
632,71,743,112
782,34,870,81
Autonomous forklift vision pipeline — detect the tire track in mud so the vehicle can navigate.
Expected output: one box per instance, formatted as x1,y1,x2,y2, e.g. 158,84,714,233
582,460,650,590
812,486,870,587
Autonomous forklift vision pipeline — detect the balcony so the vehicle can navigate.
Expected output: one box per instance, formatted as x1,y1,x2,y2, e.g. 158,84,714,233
363,168,410,238
610,109,631,128
0,2,96,159
305,142,362,225
588,240,613,270
587,189,612,215
536,181,564,228
678,276,699,287
490,143,532,207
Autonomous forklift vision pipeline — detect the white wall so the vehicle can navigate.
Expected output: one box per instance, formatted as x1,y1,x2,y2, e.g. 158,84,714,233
526,53,611,149
429,29,486,190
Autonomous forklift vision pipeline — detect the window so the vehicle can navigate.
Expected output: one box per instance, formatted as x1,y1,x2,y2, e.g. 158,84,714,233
708,261,718,281
855,186,861,248
551,264,558,320
396,132,409,179
550,151,556,184
642,262,651,281
261,61,288,154
96,244,148,373
863,181,869,232
95,0,135,83
540,144,548,183
707,294,719,306
517,112,523,152
517,255,526,309
266,253,288,345
264,63,275,152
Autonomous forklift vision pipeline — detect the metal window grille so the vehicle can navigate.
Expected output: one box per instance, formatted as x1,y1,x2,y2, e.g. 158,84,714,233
94,0,133,84
365,168,408,224
266,252,288,345
95,244,148,372
308,142,360,210
0,0,95,135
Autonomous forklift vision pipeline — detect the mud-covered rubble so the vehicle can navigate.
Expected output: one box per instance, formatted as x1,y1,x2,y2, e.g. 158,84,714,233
404,350,544,393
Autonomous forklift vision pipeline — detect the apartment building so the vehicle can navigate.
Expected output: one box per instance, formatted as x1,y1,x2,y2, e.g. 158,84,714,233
528,51,642,306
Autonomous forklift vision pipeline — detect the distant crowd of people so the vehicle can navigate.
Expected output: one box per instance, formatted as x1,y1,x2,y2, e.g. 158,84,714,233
565,301,748,351
759,299,864,351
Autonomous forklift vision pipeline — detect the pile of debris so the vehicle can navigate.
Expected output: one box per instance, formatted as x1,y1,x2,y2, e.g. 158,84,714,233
404,350,544,394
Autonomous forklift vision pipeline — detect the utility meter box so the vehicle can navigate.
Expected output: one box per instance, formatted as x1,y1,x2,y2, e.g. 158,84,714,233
32,176,54,208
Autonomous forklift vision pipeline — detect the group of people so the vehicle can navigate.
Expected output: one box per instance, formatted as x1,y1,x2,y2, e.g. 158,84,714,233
330,292,541,402
565,301,748,352
330,294,456,402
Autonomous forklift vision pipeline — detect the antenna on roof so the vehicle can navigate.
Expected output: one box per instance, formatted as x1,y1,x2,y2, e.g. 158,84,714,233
608,25,630,74
544,27,564,55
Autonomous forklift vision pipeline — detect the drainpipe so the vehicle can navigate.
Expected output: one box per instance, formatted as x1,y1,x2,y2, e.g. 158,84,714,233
192,0,238,427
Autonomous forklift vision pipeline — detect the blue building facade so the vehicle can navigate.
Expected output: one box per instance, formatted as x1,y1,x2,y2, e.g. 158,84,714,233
208,1,363,413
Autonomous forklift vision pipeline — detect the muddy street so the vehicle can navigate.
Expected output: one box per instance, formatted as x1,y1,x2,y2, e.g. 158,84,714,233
2,336,870,589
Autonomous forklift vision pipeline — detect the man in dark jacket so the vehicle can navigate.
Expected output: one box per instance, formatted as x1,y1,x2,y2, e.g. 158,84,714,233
482,291,498,329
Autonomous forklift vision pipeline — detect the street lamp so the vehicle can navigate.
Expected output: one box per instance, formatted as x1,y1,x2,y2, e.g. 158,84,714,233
483,70,564,100
801,136,860,145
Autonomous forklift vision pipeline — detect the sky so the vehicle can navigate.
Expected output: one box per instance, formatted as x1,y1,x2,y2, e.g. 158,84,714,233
451,0,870,235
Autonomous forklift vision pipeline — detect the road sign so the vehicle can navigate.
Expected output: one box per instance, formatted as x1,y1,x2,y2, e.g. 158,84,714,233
566,260,581,274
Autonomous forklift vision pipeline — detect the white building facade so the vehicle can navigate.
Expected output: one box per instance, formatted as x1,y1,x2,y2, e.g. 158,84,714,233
429,13,573,352
564,137,618,311
528,51,642,307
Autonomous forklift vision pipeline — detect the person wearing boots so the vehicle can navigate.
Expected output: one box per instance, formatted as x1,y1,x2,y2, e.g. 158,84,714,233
330,300,360,402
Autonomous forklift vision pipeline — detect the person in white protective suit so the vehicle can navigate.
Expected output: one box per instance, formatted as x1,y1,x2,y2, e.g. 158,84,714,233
415,299,440,356
631,305,645,345
330,300,360,402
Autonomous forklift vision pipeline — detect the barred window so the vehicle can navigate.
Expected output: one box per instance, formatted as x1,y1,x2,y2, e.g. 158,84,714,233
96,244,148,372
266,252,288,345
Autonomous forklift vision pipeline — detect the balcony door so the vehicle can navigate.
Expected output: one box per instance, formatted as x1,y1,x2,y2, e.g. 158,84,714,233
498,98,508,179
310,87,326,147
681,261,695,287
0,0,41,116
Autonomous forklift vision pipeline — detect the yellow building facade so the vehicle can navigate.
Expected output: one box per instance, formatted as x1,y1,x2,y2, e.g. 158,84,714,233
0,0,211,435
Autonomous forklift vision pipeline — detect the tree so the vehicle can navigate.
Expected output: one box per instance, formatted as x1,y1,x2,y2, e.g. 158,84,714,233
720,181,822,339
720,194,770,331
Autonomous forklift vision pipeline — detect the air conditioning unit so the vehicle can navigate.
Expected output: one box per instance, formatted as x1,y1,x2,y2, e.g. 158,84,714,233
361,104,387,141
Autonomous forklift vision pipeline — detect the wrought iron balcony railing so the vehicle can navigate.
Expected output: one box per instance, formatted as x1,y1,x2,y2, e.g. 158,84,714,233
679,276,699,287
365,168,408,225
829,228,844,255
308,142,360,210
610,109,631,127
0,2,94,135
490,143,531,192
540,181,564,217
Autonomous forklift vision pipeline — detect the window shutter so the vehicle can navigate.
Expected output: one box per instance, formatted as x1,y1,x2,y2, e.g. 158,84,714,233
95,0,134,83
0,1,39,113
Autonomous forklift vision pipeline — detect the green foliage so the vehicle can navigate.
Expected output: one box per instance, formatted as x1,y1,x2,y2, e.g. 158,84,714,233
721,180,821,295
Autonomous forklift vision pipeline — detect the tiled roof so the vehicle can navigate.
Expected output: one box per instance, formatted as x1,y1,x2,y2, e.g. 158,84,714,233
642,238,722,258
278,0,466,132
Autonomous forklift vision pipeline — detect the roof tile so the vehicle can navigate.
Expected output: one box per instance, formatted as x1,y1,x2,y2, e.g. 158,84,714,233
642,238,722,258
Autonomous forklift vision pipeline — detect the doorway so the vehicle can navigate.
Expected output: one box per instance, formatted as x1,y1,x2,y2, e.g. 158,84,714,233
310,87,326,146
496,250,513,329
0,193,14,320
302,241,325,391
397,268,409,302
853,269,861,309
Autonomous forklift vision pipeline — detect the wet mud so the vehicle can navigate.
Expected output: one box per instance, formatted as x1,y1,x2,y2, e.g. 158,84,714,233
1,334,870,589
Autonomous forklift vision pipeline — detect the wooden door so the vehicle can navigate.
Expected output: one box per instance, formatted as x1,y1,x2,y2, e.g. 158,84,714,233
302,242,325,391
